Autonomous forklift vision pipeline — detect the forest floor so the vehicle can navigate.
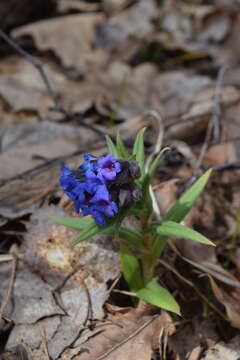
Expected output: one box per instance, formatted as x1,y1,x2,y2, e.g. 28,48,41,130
1,1,240,359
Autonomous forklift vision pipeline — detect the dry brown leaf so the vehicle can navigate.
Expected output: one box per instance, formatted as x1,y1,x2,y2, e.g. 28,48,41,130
0,120,104,218
202,340,240,360
12,14,105,71
24,206,119,285
169,318,219,360
188,346,203,360
0,56,53,117
209,277,240,329
58,0,101,13
153,179,179,216
202,142,237,166
4,206,115,359
96,0,156,49
167,86,240,140
60,310,175,360
103,0,135,15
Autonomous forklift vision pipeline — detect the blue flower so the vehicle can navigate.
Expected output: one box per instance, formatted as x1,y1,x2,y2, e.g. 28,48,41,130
89,186,118,225
79,154,97,172
84,170,105,194
59,154,122,226
59,166,86,209
98,154,121,181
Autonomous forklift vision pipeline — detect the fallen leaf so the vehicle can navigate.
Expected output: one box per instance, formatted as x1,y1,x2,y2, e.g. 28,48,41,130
24,206,120,286
96,0,156,49
202,340,240,360
209,277,240,329
58,0,101,13
60,311,174,360
12,14,105,71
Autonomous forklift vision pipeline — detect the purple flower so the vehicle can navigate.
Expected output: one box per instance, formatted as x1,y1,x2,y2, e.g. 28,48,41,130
79,154,97,172
59,166,86,209
98,154,121,181
89,186,118,225
59,153,140,226
84,170,105,194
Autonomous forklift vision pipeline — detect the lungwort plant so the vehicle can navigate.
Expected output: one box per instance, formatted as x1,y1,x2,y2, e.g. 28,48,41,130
50,129,213,315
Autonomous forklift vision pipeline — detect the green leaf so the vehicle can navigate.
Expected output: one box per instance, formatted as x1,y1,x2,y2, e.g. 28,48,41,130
136,279,180,315
133,128,146,175
148,147,171,179
118,228,144,250
105,135,119,157
164,169,212,223
48,214,94,230
157,221,214,246
151,234,166,261
71,221,100,246
120,244,144,291
116,133,129,159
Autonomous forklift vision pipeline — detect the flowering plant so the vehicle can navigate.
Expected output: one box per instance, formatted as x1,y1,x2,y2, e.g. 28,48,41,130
51,129,213,314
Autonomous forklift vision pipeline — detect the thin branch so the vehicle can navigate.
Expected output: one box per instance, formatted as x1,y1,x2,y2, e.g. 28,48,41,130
0,255,17,321
40,327,50,360
191,62,234,182
212,160,240,171
0,141,102,187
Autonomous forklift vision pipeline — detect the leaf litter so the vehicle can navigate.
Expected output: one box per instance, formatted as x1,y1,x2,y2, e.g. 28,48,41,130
1,0,240,359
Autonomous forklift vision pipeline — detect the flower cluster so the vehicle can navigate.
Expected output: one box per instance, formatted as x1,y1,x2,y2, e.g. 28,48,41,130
60,154,122,226
60,154,142,226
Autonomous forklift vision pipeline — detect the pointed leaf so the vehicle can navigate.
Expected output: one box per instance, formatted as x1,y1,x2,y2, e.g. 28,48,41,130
105,135,119,158
148,147,171,179
157,221,214,246
133,128,146,175
120,244,144,291
118,228,144,250
164,169,212,223
71,221,99,246
136,279,180,315
48,214,93,230
116,133,129,159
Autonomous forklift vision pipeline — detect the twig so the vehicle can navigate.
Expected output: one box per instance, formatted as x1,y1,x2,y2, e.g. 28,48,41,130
0,254,17,321
212,160,240,171
192,62,233,181
169,241,240,288
106,274,121,299
40,327,50,360
212,63,233,141
0,141,102,187
0,30,106,139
